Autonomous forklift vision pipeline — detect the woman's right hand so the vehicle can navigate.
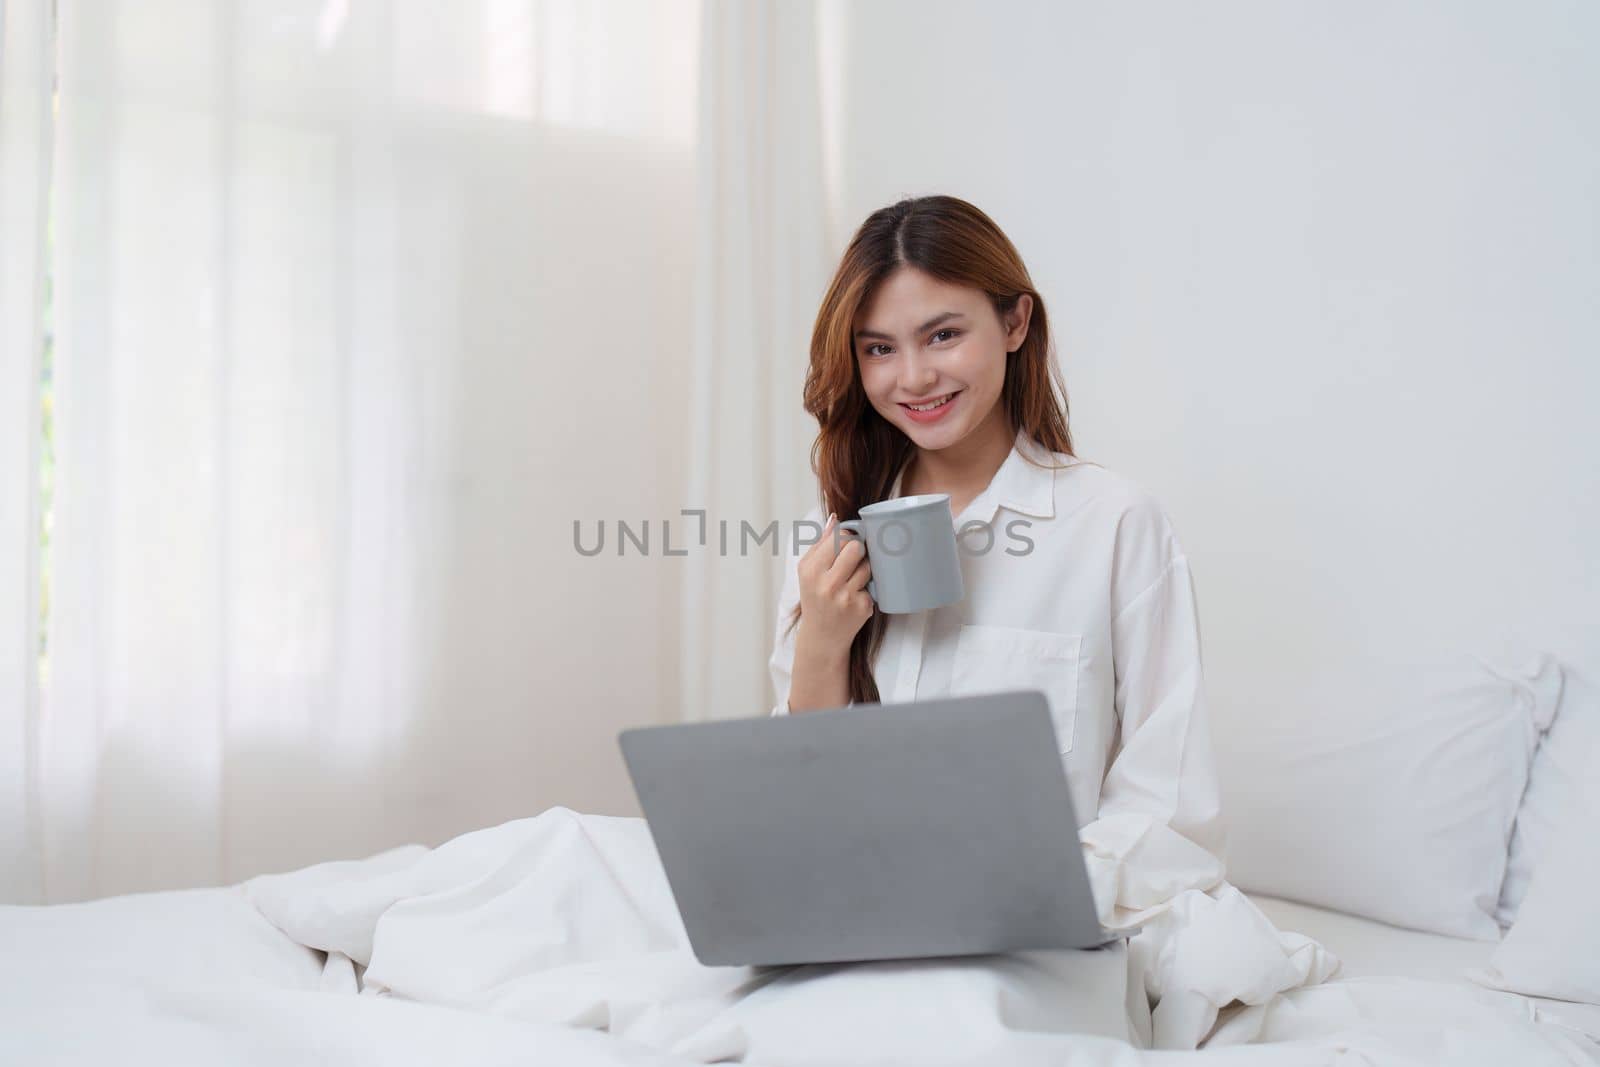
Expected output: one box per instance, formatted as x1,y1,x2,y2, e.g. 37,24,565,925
794,513,874,660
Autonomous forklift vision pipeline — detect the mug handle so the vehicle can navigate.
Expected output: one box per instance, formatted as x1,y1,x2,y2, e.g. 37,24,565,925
835,520,877,603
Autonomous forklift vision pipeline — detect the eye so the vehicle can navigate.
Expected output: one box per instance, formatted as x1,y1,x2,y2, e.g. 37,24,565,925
931,328,960,344
863,343,892,358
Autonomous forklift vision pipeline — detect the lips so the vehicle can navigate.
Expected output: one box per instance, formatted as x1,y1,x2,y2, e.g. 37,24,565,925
898,390,961,423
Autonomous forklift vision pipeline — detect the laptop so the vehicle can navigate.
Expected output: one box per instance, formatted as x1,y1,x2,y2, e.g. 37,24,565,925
618,689,1119,966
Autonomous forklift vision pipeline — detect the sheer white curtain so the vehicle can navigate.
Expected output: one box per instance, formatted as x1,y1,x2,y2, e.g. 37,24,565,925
34,0,700,903
680,0,832,722
0,0,54,904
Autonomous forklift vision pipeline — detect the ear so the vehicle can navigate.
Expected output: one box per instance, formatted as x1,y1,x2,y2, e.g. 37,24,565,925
1003,293,1033,352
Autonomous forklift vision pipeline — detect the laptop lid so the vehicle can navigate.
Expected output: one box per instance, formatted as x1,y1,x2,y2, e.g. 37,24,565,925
618,690,1106,966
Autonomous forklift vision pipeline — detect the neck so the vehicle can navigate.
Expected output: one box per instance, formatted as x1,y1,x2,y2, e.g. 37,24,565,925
903,404,1016,498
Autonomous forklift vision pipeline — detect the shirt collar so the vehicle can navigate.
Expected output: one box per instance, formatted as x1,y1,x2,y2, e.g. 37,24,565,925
889,428,1060,525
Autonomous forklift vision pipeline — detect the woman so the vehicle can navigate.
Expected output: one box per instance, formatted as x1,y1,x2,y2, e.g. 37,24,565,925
768,195,1228,937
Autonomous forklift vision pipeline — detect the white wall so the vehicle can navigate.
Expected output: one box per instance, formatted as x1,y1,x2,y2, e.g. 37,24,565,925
820,1,1600,744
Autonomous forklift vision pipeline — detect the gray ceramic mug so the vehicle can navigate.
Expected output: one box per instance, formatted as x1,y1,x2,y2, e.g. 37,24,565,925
837,494,965,614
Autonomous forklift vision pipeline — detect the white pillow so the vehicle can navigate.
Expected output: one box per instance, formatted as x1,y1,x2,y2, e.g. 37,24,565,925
1498,666,1596,926
1475,775,1600,1004
1219,650,1561,940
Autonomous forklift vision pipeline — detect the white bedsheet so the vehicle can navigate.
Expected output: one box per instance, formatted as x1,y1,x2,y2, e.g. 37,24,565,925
1250,895,1496,982
1250,893,1600,1045
3,809,1596,1066
0,883,324,994
239,807,1145,1058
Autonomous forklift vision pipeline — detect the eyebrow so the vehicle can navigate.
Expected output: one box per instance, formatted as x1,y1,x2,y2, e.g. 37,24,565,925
853,311,966,342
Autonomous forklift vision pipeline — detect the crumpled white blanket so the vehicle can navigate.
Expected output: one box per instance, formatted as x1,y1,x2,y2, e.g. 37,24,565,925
243,805,1335,1058
1080,812,1341,1047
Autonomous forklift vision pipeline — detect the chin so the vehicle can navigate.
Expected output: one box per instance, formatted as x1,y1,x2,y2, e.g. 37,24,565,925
897,414,972,450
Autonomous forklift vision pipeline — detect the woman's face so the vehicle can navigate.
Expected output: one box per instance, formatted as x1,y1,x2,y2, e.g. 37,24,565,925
853,266,1031,453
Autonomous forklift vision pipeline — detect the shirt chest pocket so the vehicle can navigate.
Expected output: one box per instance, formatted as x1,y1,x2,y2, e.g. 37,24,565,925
948,624,1082,754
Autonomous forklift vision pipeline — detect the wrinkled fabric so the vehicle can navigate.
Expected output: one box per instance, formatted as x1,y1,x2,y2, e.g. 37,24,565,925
246,809,1134,1059
1078,813,1338,1047
245,807,1334,1055
6,851,1585,1066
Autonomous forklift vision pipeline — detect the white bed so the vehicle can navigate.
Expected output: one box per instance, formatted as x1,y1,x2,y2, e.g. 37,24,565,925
3,812,1596,1067
1248,894,1600,1044
6,650,1596,1066
1248,895,1600,1043
1251,894,1499,983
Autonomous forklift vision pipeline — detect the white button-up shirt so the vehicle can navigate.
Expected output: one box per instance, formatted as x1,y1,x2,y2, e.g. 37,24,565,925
768,430,1227,927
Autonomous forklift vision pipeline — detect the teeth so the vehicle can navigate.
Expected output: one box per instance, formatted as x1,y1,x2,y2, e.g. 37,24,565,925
908,393,955,412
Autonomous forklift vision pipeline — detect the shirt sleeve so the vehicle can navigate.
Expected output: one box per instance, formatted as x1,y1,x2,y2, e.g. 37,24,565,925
1080,505,1228,930
768,505,856,717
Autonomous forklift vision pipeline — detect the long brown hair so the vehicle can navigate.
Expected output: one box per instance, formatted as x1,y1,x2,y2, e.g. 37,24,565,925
787,195,1076,704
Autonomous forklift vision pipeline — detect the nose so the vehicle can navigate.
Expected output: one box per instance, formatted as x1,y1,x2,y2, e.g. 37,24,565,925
897,349,939,393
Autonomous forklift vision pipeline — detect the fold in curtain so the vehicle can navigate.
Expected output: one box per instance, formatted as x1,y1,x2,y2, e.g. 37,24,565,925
0,0,54,904
43,0,430,901
40,0,700,903
681,0,832,722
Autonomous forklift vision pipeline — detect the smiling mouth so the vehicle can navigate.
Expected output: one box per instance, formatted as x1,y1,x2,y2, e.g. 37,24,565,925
900,391,959,413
